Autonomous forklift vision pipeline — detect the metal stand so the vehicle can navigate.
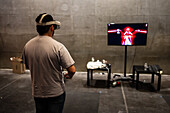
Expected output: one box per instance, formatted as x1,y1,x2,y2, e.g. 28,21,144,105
124,45,127,77
113,46,131,82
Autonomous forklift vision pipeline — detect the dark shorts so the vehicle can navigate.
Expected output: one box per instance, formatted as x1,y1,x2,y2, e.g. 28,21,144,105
34,92,66,113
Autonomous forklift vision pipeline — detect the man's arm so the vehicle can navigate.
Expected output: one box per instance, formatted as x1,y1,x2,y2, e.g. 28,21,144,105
21,49,29,69
64,65,76,79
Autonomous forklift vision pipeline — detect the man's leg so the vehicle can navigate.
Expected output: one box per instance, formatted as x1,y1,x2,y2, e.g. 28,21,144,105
48,92,66,113
34,97,48,113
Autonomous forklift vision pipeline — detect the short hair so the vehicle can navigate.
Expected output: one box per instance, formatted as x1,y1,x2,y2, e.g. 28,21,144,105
35,13,53,35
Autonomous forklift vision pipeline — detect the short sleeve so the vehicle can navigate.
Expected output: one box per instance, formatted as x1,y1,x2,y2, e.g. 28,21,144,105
59,45,75,69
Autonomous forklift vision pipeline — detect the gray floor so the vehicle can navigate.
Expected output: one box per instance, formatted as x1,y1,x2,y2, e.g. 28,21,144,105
0,69,170,113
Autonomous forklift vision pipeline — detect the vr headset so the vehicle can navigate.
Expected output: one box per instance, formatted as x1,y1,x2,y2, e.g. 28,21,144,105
36,13,61,30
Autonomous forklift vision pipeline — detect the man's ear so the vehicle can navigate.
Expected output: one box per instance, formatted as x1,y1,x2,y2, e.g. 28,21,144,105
50,25,54,31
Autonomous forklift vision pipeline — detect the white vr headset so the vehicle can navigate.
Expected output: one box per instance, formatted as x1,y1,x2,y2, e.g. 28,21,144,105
36,14,61,29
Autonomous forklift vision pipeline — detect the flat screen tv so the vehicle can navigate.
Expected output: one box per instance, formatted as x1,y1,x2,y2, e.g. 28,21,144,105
107,23,148,46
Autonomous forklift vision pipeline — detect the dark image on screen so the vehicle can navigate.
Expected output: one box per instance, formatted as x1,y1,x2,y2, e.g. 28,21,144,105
107,23,148,46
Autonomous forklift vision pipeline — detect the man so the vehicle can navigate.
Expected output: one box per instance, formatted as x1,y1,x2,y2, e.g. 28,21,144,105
22,13,76,113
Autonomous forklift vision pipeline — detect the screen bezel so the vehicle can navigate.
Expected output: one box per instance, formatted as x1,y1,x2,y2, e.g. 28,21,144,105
107,23,148,46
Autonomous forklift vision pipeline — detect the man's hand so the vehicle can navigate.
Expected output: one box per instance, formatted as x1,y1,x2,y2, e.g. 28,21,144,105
64,65,76,79
64,72,71,79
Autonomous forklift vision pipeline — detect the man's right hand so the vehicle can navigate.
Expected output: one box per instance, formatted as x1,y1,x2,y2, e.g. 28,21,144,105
65,65,76,79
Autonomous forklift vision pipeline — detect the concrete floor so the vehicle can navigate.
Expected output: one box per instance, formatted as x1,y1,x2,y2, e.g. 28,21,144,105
0,69,170,113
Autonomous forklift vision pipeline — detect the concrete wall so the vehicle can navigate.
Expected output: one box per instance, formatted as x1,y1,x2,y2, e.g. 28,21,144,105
0,0,170,74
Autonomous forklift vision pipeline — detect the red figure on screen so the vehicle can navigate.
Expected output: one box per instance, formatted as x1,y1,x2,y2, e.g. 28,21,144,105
108,26,147,45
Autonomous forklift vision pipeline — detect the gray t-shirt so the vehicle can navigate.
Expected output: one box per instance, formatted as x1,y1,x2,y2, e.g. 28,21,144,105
22,35,75,98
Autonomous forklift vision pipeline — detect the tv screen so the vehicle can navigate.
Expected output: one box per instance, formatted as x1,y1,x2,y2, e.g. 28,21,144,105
107,23,148,46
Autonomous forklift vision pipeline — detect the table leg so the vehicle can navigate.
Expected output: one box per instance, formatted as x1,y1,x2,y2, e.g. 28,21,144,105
107,67,111,88
91,70,93,80
136,72,139,90
151,73,154,83
132,66,135,84
157,74,161,91
87,69,90,86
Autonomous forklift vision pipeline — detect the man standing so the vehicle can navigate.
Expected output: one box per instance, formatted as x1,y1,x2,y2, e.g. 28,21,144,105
22,13,76,113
